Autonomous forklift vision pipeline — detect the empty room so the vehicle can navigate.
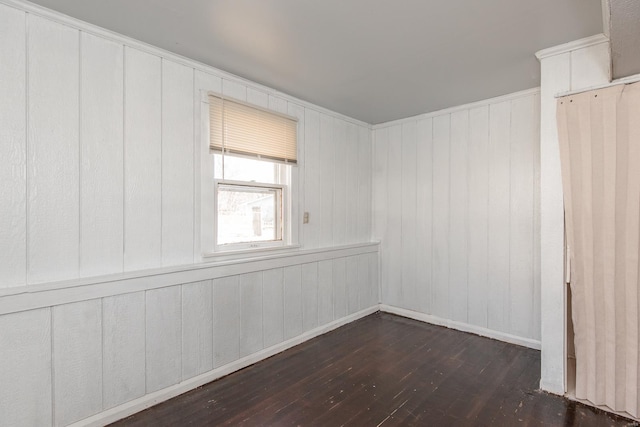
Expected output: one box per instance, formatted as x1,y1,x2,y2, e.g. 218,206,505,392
1,0,639,425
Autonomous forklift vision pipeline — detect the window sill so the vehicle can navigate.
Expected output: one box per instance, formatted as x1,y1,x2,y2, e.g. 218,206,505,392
202,244,302,263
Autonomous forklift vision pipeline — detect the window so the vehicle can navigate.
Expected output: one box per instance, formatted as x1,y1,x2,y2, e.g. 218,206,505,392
208,94,298,252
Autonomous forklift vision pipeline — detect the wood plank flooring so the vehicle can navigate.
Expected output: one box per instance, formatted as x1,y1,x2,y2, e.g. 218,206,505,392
111,312,636,426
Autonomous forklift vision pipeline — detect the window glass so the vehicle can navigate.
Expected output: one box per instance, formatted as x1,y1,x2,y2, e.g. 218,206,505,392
217,184,281,245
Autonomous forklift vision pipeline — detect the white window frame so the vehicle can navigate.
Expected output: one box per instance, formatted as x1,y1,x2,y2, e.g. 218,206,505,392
213,178,289,252
199,90,300,260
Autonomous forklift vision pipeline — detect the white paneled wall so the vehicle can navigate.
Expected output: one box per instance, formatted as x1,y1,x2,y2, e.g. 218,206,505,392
0,3,372,289
0,2,379,426
373,89,541,343
0,249,378,426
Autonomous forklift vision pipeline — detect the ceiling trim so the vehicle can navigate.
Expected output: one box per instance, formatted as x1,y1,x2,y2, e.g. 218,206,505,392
535,33,608,60
4,0,371,127
372,87,541,130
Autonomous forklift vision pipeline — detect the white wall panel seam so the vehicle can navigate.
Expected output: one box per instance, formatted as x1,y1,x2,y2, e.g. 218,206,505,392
507,101,513,333
50,304,56,424
485,108,491,326
430,120,435,311
192,68,197,263
159,60,163,265
465,109,471,322
101,295,105,411
78,30,83,276
399,126,404,302
122,46,126,261
25,11,30,285
143,290,147,394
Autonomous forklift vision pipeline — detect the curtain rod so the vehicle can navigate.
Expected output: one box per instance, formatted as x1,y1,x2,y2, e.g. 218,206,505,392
556,74,640,98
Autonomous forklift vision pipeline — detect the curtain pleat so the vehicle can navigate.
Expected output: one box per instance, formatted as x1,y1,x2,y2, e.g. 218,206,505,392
557,81,640,419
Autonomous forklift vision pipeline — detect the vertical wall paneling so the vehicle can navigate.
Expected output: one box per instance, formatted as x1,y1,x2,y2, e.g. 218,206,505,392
373,91,540,342
386,125,403,307
288,102,305,247
368,252,379,305
357,126,372,241
317,259,334,325
539,54,571,391
346,256,359,314
80,32,124,277
401,121,418,311
102,292,145,410
146,286,182,393
247,87,268,107
332,119,347,245
467,106,490,328
487,101,512,333
28,15,80,284
221,79,247,101
345,123,359,243
195,70,222,256
415,117,433,313
262,268,284,348
532,98,542,341
213,275,240,367
304,109,321,248
284,265,303,340
431,115,451,319
53,300,103,426
0,5,26,288
269,94,288,113
449,110,469,323
181,280,213,380
569,42,610,91
356,254,370,310
161,60,194,266
373,127,389,302
124,47,162,271
240,272,263,357
332,257,347,319
301,262,319,332
0,308,51,426
319,114,335,247
509,95,537,338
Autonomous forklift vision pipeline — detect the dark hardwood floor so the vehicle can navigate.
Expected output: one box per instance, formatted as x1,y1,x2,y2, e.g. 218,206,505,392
111,312,636,426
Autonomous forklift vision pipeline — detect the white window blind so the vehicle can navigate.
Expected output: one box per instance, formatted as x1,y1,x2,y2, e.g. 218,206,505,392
209,94,298,164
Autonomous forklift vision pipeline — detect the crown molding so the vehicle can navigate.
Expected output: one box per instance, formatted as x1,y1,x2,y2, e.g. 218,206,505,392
535,34,609,60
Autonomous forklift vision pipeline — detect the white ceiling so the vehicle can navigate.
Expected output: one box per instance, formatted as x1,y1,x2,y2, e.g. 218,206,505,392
29,0,603,124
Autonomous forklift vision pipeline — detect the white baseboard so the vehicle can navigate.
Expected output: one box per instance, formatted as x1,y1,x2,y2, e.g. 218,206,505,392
70,305,379,427
539,379,565,395
380,304,541,350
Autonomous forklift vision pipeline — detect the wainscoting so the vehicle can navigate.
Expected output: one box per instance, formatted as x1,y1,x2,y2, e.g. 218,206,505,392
373,89,541,344
0,243,379,427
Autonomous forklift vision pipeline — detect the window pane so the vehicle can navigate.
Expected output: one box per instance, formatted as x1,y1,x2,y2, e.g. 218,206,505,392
217,184,281,245
214,154,278,183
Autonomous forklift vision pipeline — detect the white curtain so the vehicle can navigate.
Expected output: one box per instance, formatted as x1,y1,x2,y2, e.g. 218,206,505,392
557,81,640,418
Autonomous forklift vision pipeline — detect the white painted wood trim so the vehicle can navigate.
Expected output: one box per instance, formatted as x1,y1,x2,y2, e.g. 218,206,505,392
372,88,541,130
535,34,609,60
380,304,541,350
555,72,640,98
0,242,379,315
539,379,565,396
68,305,379,427
0,0,370,129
